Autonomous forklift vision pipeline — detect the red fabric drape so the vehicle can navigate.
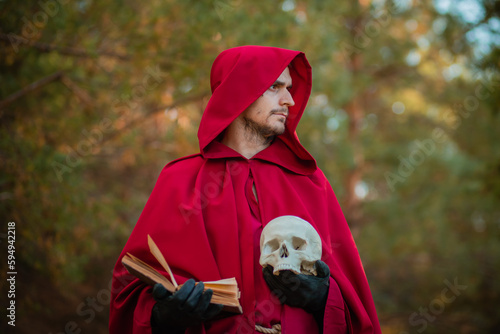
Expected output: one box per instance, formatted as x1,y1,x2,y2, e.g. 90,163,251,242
109,46,381,334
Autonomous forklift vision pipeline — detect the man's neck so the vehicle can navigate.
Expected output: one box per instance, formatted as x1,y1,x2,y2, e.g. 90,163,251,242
220,119,273,159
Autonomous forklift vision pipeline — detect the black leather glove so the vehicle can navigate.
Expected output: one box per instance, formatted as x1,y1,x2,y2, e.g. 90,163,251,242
262,260,330,315
151,279,223,334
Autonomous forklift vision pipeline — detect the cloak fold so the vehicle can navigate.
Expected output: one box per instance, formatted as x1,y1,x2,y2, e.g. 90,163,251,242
109,46,381,334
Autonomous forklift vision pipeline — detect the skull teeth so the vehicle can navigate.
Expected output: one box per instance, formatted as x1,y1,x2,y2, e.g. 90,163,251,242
272,264,301,275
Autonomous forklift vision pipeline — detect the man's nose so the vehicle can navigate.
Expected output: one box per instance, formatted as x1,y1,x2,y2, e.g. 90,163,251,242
281,90,295,107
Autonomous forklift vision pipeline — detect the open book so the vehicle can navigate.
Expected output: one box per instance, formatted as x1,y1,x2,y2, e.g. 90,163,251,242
121,235,243,314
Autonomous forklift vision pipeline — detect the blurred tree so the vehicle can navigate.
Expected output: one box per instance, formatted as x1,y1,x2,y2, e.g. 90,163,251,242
1,0,499,333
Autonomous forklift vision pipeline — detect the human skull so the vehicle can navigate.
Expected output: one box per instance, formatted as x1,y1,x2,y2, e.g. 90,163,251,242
259,215,322,276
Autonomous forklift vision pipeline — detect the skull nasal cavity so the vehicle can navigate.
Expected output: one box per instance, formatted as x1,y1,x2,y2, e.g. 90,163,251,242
279,244,289,258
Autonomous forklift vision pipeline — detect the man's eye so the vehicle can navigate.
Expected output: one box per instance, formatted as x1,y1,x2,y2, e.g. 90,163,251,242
270,85,278,90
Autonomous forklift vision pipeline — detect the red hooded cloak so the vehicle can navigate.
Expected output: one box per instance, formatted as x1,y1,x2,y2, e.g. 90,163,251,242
109,46,381,334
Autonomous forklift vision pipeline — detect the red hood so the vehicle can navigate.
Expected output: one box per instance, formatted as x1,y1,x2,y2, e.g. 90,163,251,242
198,45,315,166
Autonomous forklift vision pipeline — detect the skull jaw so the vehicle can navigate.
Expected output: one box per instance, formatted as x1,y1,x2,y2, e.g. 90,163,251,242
268,260,318,276
271,263,301,275
300,260,317,276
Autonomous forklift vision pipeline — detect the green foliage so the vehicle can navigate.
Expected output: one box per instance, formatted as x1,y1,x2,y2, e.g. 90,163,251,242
1,0,499,332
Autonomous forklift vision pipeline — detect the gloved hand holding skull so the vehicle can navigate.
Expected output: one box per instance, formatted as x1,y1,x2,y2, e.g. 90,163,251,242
260,216,330,324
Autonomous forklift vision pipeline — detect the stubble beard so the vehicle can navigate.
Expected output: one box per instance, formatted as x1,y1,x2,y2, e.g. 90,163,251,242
243,110,286,145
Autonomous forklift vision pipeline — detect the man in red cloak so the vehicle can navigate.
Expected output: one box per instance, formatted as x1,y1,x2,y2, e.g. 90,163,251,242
109,45,381,334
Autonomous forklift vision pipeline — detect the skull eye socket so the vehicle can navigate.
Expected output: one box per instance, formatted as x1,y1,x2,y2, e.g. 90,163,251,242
263,239,280,253
292,236,307,251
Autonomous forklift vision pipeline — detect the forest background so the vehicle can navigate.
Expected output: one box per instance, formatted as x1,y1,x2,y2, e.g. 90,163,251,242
1,0,499,333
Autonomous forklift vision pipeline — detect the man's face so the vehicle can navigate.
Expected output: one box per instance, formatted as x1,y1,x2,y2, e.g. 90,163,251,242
240,67,295,139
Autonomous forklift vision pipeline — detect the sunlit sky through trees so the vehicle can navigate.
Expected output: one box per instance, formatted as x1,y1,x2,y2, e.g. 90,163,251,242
1,0,499,332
